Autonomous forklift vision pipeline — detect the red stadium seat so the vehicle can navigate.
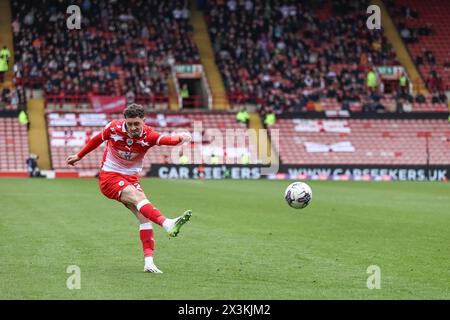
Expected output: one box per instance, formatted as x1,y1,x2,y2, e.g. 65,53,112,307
392,0,450,91
270,118,450,165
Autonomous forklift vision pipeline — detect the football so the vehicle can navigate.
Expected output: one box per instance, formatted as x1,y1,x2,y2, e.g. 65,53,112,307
284,182,312,209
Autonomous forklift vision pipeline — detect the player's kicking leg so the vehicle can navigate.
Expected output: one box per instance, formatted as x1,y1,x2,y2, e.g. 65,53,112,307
167,209,192,237
124,203,163,273
120,185,193,238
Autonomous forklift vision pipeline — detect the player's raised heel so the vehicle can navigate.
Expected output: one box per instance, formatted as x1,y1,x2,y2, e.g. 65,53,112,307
168,210,192,237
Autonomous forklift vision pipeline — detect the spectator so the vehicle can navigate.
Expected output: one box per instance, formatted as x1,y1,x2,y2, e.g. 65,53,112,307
415,93,426,104
402,100,412,112
367,68,378,92
264,108,276,126
374,100,386,113
209,154,219,165
163,154,170,164
400,27,412,43
180,83,190,108
431,93,440,104
205,0,398,112
1,86,10,104
178,152,189,164
362,96,375,113
438,92,448,104
395,97,404,113
240,153,249,165
197,164,205,179
0,45,11,82
26,154,43,177
126,88,136,105
418,24,432,36
415,55,423,66
236,107,250,125
11,18,20,36
338,91,351,111
18,108,30,130
399,71,408,94
306,99,315,111
424,48,436,65
23,8,35,25
9,88,19,108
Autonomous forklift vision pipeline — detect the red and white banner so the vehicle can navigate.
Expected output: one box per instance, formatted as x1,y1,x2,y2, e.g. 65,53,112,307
90,95,126,113
48,113,107,126
145,114,191,128
304,141,355,153
293,119,351,133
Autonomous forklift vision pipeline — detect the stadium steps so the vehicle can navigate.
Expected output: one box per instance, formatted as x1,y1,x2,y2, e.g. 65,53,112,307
373,0,428,96
28,98,51,170
167,75,179,110
249,113,280,168
393,0,450,94
0,0,14,83
190,1,229,110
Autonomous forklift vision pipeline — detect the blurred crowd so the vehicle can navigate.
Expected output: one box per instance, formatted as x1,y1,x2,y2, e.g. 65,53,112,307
9,0,448,114
388,0,449,95
205,0,398,113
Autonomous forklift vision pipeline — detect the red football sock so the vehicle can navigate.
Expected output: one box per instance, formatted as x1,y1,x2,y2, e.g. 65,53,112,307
139,223,154,257
136,199,167,226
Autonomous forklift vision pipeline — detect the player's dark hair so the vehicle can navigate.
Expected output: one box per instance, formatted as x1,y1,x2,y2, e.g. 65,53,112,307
124,103,145,119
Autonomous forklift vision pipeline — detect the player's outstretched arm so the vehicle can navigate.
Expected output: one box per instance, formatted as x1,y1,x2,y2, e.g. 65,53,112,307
66,154,81,166
67,133,104,166
158,132,192,146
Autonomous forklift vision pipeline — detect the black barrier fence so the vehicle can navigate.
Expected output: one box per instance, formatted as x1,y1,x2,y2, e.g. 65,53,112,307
146,164,450,181
147,164,263,180
0,110,20,118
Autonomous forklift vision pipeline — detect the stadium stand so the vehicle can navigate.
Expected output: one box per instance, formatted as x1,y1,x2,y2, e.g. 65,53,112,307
0,117,29,171
11,0,199,107
0,86,17,110
205,0,401,112
270,118,450,165
2,0,448,174
388,0,450,94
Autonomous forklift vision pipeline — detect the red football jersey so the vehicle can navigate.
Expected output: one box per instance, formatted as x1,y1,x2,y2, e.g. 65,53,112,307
100,120,164,175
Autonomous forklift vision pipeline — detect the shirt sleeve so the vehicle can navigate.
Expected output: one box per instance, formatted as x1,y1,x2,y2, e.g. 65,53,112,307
77,121,114,159
147,130,182,146
147,130,163,146
77,133,104,159
158,135,182,146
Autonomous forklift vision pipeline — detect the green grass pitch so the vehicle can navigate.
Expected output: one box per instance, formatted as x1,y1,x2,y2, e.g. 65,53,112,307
0,178,449,299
